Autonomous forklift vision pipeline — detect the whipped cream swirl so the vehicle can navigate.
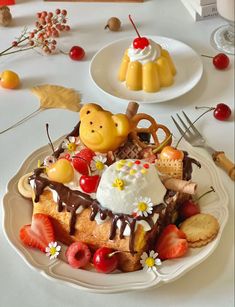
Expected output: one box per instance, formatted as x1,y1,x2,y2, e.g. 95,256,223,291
127,39,161,64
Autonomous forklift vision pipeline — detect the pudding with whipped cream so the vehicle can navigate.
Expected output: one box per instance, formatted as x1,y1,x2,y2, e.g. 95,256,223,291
118,38,176,92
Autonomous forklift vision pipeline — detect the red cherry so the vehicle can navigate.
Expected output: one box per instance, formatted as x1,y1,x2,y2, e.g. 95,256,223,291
133,37,149,49
179,200,200,220
93,247,118,273
69,46,85,61
213,103,232,121
213,53,230,70
79,175,100,193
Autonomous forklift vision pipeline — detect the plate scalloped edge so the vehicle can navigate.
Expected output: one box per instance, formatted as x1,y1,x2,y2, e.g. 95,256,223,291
2,139,229,293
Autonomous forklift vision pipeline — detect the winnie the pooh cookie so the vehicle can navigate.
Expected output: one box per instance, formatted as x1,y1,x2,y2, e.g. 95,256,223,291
79,103,131,153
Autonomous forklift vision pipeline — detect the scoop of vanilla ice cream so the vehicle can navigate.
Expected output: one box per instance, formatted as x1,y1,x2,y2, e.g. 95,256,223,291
96,159,166,215
127,39,161,65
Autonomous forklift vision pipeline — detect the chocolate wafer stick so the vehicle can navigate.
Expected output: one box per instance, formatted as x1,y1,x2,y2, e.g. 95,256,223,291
126,101,139,119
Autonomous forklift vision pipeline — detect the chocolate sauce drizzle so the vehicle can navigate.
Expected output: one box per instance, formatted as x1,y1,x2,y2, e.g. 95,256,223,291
30,169,165,254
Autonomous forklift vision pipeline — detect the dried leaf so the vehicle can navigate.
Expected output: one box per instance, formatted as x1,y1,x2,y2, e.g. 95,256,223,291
31,84,81,112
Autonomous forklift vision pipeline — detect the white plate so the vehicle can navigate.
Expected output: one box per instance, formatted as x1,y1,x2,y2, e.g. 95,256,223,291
89,36,203,104
3,140,228,293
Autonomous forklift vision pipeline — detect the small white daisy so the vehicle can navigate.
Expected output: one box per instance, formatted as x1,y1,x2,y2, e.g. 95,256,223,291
45,242,61,260
62,136,80,154
43,155,56,167
133,197,153,217
90,155,108,175
140,250,162,272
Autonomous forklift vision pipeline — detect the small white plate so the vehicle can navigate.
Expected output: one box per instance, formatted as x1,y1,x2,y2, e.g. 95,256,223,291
89,36,203,104
2,139,228,293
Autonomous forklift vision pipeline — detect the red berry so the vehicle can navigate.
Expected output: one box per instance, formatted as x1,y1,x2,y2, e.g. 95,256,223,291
93,247,118,273
19,214,55,253
61,9,67,16
77,148,95,163
65,242,91,269
12,41,18,47
179,199,200,220
213,103,232,121
213,53,230,70
79,175,100,193
155,224,188,260
69,46,85,61
133,37,149,49
72,156,89,175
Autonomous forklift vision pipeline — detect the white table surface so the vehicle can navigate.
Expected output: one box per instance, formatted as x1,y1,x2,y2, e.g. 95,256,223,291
0,0,234,306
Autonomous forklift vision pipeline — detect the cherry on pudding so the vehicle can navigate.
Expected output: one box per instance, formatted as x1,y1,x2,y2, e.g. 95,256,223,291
129,14,149,50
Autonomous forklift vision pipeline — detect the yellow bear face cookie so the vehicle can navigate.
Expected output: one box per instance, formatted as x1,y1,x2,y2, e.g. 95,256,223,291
79,104,130,153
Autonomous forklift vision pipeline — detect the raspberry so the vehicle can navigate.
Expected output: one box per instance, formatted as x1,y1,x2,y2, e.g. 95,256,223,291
65,242,91,269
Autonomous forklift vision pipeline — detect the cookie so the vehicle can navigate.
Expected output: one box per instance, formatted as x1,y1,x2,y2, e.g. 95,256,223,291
180,213,219,243
155,159,183,179
188,233,217,248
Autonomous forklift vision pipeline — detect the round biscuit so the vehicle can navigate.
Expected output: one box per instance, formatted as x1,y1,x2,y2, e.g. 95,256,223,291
180,213,219,242
188,233,217,248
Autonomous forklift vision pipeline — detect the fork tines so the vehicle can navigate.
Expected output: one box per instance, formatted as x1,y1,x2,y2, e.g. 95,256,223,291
171,111,202,142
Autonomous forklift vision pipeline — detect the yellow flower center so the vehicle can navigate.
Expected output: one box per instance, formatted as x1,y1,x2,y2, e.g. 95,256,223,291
137,202,148,212
50,246,57,255
145,257,155,267
112,178,125,190
95,161,104,170
67,143,76,152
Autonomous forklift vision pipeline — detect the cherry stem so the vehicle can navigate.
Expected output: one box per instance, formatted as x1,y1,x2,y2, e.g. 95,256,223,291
195,106,215,111
128,14,141,38
175,108,214,148
201,54,213,59
108,250,136,258
195,186,215,202
46,123,56,156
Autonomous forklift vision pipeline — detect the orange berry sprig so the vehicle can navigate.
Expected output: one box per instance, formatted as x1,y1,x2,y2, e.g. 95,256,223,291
0,9,70,57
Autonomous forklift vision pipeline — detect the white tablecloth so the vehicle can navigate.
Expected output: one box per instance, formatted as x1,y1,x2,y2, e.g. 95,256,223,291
0,0,234,306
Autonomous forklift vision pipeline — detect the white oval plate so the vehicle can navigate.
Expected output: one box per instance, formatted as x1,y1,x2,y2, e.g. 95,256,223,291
3,140,228,293
89,36,203,104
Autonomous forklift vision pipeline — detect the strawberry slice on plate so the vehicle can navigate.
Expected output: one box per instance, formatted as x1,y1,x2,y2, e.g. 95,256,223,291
19,213,55,253
155,224,188,260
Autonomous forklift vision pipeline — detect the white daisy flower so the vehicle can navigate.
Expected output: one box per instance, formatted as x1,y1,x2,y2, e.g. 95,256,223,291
140,250,162,272
90,155,108,175
62,136,80,154
45,242,61,260
43,155,56,167
133,197,153,217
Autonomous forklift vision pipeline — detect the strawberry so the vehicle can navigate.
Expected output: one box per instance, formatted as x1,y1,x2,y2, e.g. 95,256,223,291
77,148,95,163
19,213,55,253
72,156,89,175
155,224,188,260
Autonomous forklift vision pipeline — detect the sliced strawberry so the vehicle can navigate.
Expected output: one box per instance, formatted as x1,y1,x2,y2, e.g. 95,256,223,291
19,213,55,253
155,224,188,260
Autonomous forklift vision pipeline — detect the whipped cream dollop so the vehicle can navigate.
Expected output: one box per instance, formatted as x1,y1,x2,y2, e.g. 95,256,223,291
127,39,161,65
96,159,166,215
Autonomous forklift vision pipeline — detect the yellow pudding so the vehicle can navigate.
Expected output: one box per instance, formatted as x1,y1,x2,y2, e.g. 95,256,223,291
118,39,176,93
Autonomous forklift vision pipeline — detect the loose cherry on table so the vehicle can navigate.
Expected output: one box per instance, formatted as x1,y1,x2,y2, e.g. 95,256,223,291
69,46,85,61
195,103,232,121
202,53,230,70
128,14,149,49
93,247,118,273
